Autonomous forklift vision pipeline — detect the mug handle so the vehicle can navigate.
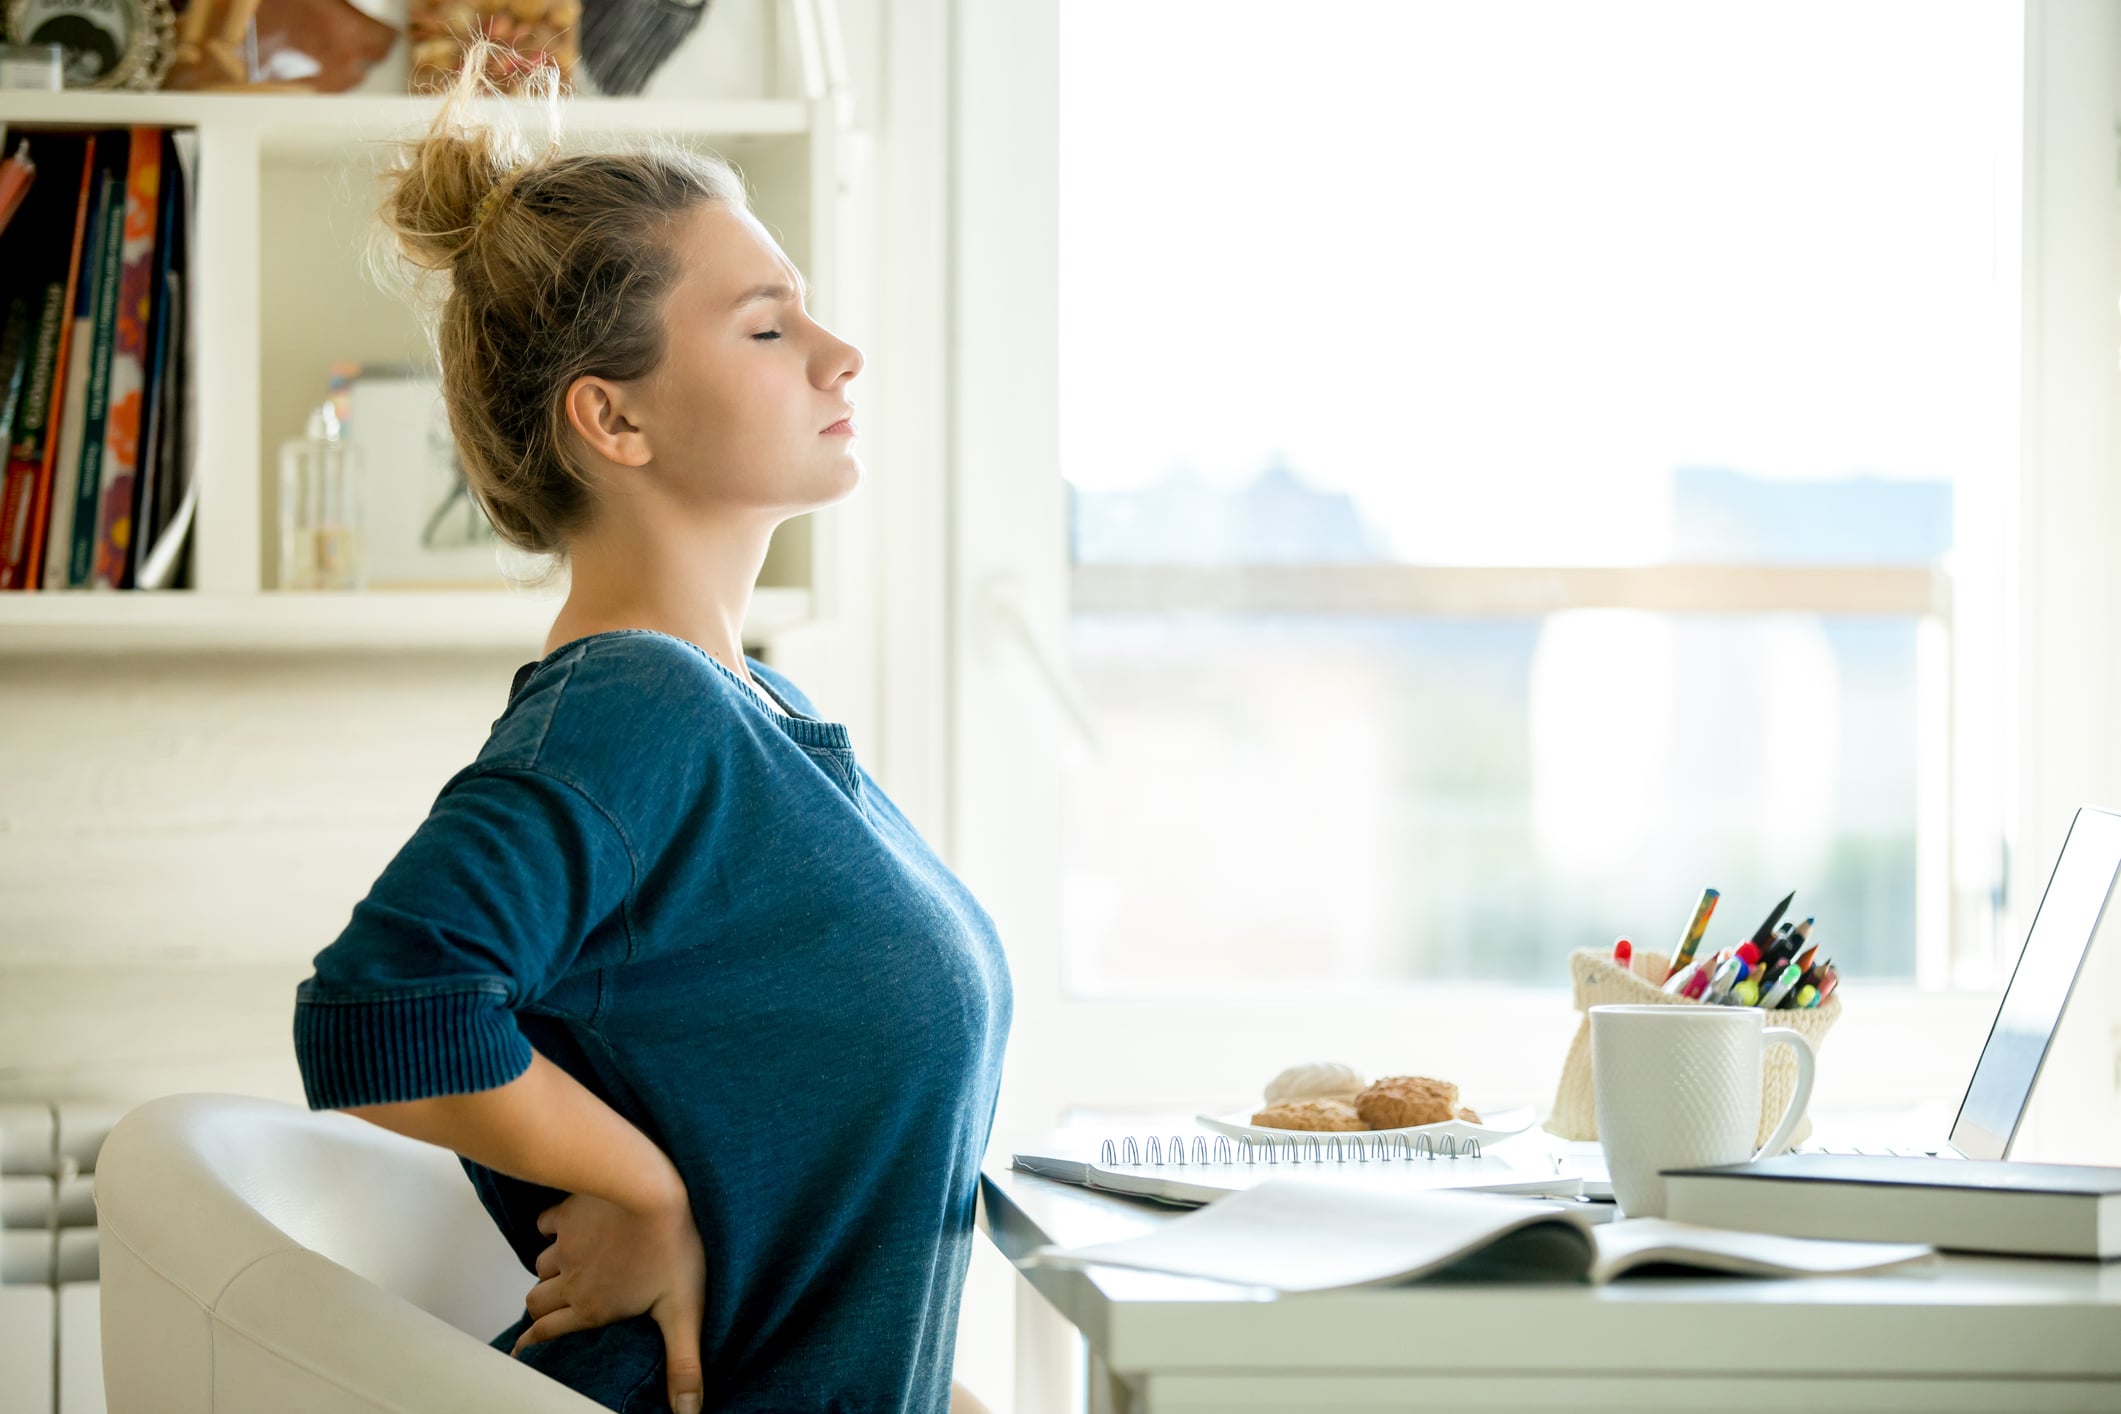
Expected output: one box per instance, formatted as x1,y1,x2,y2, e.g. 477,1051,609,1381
1753,1026,1817,1159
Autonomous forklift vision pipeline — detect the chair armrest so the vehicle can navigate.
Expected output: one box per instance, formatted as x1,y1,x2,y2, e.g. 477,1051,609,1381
210,1247,605,1413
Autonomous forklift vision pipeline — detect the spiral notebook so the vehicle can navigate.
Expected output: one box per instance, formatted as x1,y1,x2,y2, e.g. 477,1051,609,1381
1011,1130,1583,1206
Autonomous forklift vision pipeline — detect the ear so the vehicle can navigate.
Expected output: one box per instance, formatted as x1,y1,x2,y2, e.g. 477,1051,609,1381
562,375,652,470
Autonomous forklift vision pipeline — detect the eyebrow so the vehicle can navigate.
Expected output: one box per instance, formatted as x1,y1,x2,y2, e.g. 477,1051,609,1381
728,278,809,312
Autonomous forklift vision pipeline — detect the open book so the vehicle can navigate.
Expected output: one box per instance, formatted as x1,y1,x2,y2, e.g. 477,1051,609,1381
1027,1177,1937,1292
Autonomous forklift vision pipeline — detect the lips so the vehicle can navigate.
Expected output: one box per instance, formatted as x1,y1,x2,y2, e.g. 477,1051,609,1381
821,417,855,435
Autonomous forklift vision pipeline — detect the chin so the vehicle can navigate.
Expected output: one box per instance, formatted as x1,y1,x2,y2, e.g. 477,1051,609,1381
817,457,863,504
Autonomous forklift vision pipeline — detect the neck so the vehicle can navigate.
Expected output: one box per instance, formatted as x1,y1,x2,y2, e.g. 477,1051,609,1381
542,499,780,674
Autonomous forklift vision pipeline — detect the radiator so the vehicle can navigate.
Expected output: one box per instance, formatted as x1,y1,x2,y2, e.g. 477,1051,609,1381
0,1102,116,1414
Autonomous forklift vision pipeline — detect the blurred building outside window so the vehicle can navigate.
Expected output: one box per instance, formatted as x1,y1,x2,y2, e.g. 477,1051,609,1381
1057,0,2019,999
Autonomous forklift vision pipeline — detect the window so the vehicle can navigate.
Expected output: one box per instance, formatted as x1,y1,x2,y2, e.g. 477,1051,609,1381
1057,0,2019,995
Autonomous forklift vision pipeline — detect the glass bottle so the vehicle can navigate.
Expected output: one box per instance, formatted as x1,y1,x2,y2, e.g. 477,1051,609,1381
278,401,363,591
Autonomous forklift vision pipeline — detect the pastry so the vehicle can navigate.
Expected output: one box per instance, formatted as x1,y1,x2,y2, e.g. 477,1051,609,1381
1250,1099,1367,1132
1354,1075,1459,1129
1456,1106,1481,1124
1262,1060,1366,1106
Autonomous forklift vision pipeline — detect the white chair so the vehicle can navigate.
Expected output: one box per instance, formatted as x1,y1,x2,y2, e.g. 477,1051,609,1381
93,1091,601,1412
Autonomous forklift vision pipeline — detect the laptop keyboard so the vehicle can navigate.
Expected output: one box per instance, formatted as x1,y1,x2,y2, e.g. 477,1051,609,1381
1792,1143,1958,1158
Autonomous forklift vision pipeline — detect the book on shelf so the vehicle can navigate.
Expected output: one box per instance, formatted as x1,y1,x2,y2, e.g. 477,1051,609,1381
0,299,29,459
44,136,123,589
132,130,189,590
134,129,196,592
0,131,93,590
0,124,195,593
89,127,164,589
59,137,130,589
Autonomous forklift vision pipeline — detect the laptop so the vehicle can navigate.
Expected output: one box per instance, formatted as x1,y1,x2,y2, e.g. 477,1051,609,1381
1802,803,2121,1160
1565,804,2121,1190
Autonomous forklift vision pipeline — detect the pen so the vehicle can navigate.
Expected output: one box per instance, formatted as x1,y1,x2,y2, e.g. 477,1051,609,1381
1759,961,1803,1009
1665,888,1720,981
1747,891,1796,949
1704,955,1743,1003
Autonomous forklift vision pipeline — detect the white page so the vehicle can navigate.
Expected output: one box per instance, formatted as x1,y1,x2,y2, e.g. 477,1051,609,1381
1028,1177,1591,1292
1591,1218,1936,1280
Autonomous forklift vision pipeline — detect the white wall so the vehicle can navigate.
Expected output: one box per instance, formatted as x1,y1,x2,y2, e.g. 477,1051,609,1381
2010,0,2121,1166
0,651,528,1107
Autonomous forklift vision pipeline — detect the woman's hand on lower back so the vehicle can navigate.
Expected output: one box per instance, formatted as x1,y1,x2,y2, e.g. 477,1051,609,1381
512,1181,708,1414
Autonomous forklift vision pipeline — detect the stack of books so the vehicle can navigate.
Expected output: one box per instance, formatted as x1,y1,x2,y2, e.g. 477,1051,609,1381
0,125,198,592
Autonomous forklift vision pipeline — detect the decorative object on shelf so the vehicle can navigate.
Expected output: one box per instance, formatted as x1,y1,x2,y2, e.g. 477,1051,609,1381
576,0,705,96
160,0,384,89
406,0,578,95
0,38,65,86
5,0,175,89
325,362,519,589
278,398,363,590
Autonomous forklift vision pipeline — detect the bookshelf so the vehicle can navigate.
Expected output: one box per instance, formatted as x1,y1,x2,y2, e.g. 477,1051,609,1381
0,2,861,655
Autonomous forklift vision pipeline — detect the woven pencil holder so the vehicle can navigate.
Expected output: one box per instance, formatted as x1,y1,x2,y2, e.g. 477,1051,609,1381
1545,946,1841,1149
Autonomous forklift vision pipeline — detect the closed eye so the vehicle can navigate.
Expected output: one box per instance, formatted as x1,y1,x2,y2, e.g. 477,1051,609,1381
753,331,782,341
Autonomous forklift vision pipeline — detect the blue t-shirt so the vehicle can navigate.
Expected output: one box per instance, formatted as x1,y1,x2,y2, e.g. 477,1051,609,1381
291,629,1014,1413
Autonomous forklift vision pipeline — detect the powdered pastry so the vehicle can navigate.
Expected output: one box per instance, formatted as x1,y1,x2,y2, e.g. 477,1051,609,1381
1262,1061,1366,1106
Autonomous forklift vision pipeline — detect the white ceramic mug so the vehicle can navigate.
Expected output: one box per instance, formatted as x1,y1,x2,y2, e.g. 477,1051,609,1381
1590,1003,1816,1218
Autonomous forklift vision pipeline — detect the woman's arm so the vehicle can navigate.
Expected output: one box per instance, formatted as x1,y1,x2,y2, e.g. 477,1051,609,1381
346,1046,683,1216
355,1045,710,1413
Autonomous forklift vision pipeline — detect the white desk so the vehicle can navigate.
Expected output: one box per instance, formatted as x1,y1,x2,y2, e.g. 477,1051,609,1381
980,1162,2121,1413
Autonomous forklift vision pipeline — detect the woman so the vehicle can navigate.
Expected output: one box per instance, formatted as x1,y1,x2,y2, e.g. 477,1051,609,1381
291,42,1012,1414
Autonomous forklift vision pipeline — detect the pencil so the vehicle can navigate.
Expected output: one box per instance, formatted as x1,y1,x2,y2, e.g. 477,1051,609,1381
1664,887,1719,981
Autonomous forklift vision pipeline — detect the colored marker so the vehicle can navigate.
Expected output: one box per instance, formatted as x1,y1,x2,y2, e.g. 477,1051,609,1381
1612,937,1634,972
1662,958,1709,996
1759,961,1803,1009
1665,888,1721,981
1795,984,1819,1009
1730,978,1762,1007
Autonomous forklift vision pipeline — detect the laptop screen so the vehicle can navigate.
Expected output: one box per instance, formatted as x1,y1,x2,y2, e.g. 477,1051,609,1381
1950,807,2121,1161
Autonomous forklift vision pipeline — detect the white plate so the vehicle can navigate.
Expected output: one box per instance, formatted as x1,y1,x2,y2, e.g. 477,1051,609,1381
1196,1105,1538,1146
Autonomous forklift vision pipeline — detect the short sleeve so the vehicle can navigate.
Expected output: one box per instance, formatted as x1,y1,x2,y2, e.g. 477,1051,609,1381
292,764,635,1111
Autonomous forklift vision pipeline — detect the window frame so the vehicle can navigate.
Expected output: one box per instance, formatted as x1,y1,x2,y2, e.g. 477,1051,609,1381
922,0,2121,1147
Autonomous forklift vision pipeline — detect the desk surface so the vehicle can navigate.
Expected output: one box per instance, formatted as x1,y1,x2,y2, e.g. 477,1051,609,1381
980,1161,2121,1390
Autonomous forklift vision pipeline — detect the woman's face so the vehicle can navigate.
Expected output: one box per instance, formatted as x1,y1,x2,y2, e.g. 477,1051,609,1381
612,201,864,518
